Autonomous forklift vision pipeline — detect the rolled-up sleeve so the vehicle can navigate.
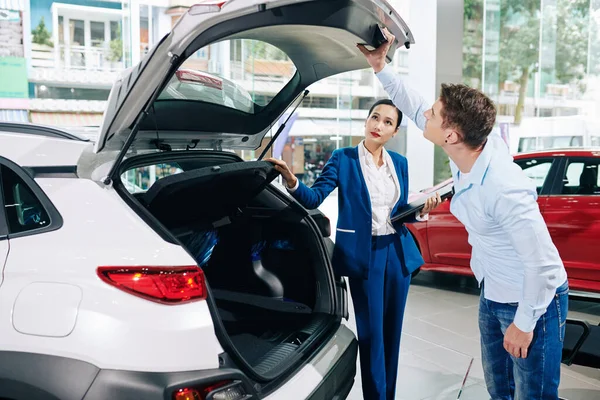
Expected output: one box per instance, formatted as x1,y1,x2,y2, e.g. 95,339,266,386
376,64,429,131
492,187,565,332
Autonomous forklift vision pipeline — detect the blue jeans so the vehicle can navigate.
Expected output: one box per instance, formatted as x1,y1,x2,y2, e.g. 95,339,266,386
479,280,569,400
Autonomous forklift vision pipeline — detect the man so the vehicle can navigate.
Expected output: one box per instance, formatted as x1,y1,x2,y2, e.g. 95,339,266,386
358,29,569,399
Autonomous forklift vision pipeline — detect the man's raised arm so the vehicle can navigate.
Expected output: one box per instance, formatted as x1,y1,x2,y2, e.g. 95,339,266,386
357,28,430,131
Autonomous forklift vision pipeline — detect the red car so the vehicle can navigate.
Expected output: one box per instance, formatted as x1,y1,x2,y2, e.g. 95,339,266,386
407,148,600,295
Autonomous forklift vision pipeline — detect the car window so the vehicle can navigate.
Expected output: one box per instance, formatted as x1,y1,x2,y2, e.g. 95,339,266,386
561,159,600,195
514,158,553,194
1,165,51,234
157,39,296,114
121,162,184,193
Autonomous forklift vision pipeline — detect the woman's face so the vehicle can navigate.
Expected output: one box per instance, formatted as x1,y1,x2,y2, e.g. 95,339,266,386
364,104,399,146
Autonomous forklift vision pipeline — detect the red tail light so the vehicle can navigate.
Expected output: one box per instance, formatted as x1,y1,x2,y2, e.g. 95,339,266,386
97,266,207,304
174,380,247,400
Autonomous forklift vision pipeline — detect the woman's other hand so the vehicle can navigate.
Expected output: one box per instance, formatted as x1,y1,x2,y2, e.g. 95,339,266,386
420,192,442,218
266,158,298,189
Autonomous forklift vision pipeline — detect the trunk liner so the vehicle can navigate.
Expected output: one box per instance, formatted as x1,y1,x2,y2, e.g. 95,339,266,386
217,293,331,374
229,333,280,366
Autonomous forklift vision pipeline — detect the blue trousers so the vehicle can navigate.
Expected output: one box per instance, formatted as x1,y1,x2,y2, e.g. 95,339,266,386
349,234,411,400
479,280,569,400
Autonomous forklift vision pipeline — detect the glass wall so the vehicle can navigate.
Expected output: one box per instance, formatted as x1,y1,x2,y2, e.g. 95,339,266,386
464,0,600,153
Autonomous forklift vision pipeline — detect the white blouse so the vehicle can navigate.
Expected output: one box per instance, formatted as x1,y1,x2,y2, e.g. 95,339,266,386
358,141,400,236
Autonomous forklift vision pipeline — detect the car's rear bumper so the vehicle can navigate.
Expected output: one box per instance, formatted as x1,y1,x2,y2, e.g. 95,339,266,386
82,324,357,400
0,325,357,400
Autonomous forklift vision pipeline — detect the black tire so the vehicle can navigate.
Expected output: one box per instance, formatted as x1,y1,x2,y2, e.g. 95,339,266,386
411,268,421,278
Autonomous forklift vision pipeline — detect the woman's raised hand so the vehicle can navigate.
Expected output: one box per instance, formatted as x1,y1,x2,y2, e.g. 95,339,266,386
266,158,298,189
420,192,442,218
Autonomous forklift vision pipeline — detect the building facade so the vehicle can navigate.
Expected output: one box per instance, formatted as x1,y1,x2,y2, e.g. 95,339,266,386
0,0,29,122
26,0,172,130
3,0,598,189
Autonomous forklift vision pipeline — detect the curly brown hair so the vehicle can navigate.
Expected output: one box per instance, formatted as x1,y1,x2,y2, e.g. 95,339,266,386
439,84,497,150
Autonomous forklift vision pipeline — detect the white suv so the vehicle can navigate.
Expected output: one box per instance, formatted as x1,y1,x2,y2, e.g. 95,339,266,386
0,1,413,399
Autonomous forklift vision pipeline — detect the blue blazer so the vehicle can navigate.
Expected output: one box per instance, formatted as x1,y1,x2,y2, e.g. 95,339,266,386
292,146,424,280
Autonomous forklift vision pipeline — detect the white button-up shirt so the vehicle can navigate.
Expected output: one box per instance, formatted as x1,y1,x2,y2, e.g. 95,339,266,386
377,64,567,332
358,140,400,236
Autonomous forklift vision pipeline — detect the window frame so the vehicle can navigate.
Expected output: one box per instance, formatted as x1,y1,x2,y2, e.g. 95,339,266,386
0,157,63,239
0,170,7,239
552,157,600,197
514,156,561,196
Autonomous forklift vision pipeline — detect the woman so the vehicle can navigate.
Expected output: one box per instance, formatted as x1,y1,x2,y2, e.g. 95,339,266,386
268,99,441,400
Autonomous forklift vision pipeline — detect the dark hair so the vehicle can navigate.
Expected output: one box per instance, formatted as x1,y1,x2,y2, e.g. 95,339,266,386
439,84,496,150
368,99,403,128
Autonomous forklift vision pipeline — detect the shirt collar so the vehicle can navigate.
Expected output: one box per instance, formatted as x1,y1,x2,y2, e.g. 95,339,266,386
359,140,389,168
451,138,494,194
461,138,494,185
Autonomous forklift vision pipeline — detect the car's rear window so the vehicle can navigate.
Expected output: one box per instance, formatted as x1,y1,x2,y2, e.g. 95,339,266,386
122,162,184,193
157,39,296,114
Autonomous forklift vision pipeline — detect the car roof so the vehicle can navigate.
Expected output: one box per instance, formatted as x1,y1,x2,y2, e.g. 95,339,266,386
514,148,600,159
0,122,91,167
0,122,90,142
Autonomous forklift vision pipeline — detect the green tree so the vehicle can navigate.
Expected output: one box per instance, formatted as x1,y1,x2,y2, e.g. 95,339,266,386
498,0,541,124
465,0,483,19
463,0,483,88
244,40,287,60
108,24,123,62
555,0,590,88
31,17,53,47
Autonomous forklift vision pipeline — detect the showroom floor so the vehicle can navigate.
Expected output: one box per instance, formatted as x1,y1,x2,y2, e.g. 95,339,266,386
342,272,600,400
317,193,600,400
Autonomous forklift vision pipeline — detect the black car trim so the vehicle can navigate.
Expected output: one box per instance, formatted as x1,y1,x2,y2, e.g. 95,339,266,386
22,166,79,179
0,168,8,239
85,367,259,400
0,351,100,400
0,122,89,142
547,157,568,195
0,157,64,239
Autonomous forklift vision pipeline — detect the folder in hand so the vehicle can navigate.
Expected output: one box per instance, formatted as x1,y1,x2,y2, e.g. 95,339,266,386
391,178,454,224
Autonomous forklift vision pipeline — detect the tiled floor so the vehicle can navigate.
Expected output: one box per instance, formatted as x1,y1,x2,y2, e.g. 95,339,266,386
342,272,600,400
317,193,600,400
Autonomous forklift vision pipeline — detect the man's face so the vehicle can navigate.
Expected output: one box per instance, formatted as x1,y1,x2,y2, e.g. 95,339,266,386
423,99,449,146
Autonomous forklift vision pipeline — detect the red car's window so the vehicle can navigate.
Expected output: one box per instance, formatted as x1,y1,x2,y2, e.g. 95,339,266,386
515,158,554,194
561,160,600,195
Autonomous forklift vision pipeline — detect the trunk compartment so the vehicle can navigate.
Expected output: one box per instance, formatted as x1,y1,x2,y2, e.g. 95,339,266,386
119,156,338,382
